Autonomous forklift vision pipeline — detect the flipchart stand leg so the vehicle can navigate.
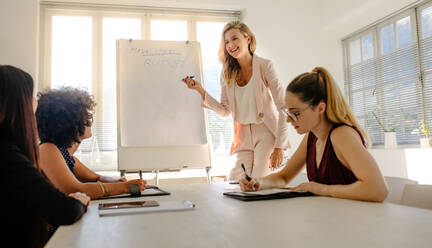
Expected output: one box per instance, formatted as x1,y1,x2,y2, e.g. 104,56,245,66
205,167,211,183
154,170,159,185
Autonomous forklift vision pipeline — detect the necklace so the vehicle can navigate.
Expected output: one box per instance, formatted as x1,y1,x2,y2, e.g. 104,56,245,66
238,70,252,86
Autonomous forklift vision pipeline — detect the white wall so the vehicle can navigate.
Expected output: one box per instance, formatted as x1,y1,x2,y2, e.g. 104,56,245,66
242,0,323,149
0,0,39,84
242,0,322,82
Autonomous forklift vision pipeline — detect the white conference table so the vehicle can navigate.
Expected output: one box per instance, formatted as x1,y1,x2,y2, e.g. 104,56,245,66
46,182,432,248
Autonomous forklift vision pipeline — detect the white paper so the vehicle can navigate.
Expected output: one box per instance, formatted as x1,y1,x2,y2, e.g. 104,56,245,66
118,40,207,146
99,200,195,216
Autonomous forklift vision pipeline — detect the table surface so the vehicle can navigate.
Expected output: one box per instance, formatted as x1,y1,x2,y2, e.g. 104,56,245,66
46,182,432,248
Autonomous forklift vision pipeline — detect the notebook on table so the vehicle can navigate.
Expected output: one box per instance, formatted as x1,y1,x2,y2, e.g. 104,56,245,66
223,188,315,201
99,185,170,200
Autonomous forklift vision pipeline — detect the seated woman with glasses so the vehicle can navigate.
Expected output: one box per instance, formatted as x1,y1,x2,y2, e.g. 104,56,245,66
239,67,389,202
36,87,146,200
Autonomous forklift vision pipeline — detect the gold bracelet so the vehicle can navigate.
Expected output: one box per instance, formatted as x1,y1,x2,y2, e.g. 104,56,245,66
98,181,107,196
103,183,110,196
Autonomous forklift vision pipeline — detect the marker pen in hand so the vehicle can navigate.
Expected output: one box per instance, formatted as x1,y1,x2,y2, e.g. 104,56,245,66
181,75,195,81
241,164,256,191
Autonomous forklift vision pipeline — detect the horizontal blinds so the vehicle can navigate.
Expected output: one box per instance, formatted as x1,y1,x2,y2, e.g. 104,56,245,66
345,25,422,145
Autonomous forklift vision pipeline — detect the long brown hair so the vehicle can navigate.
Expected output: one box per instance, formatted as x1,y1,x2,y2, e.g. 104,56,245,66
218,21,256,85
286,67,368,142
0,65,39,167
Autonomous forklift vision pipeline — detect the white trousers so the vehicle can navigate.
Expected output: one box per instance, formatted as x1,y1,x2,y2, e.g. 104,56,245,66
228,122,275,181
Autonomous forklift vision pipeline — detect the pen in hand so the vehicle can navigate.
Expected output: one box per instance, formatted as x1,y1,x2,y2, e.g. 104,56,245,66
139,170,142,181
181,75,195,81
241,164,256,191
241,164,251,181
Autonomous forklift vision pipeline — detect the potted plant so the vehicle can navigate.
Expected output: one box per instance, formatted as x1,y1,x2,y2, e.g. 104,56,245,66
372,110,397,149
419,120,432,147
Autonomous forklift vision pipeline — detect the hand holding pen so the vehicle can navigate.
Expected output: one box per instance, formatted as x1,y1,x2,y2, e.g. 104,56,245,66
239,164,260,192
181,75,206,99
182,75,198,88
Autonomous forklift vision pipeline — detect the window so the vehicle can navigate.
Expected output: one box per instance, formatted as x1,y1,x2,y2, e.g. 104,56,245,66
51,16,92,91
196,22,233,165
40,4,239,170
343,5,432,146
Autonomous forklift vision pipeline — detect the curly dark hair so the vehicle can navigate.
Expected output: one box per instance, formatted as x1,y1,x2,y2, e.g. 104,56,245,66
36,87,96,148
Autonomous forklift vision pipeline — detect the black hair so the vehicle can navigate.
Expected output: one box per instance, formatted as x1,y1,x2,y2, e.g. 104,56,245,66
0,65,39,166
36,87,95,148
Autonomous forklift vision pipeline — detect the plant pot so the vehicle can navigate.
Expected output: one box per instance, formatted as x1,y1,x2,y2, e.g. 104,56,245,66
420,137,431,148
384,132,397,149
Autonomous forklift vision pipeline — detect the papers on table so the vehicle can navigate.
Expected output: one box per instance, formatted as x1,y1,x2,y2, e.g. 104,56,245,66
98,200,195,216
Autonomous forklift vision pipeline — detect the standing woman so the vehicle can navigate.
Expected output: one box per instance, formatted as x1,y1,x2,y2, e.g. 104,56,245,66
0,65,89,248
183,21,290,181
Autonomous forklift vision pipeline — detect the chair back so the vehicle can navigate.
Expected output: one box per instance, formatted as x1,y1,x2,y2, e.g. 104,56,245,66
384,176,417,204
400,184,432,210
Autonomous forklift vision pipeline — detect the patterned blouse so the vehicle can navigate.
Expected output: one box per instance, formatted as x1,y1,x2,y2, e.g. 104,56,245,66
57,145,75,172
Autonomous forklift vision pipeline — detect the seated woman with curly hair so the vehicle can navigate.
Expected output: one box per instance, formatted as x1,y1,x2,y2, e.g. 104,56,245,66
36,87,146,199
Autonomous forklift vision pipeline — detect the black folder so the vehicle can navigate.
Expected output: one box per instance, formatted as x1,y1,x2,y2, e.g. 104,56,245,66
223,190,315,201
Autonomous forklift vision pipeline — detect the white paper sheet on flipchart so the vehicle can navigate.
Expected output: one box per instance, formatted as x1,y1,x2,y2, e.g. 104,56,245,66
118,40,207,147
98,200,195,216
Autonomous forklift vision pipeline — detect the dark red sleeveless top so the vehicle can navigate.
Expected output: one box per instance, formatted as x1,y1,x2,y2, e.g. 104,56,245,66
306,124,365,185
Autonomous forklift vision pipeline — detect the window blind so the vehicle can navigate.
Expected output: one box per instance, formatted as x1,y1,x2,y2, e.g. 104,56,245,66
344,7,430,146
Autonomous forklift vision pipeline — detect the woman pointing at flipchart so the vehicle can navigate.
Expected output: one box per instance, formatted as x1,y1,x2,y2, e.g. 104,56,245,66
182,21,290,181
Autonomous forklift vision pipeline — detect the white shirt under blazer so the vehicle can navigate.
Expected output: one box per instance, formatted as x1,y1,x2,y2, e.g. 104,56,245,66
201,54,290,154
234,74,263,125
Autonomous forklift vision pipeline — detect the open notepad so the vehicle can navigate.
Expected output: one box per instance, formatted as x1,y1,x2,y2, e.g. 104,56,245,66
223,188,315,201
98,200,195,216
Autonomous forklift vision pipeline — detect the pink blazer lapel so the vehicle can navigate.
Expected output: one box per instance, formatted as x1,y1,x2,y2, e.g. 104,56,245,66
253,55,264,115
226,79,236,119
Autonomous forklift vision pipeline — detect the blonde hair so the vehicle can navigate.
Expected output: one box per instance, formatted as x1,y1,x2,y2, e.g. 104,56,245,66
218,21,256,85
286,67,369,143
